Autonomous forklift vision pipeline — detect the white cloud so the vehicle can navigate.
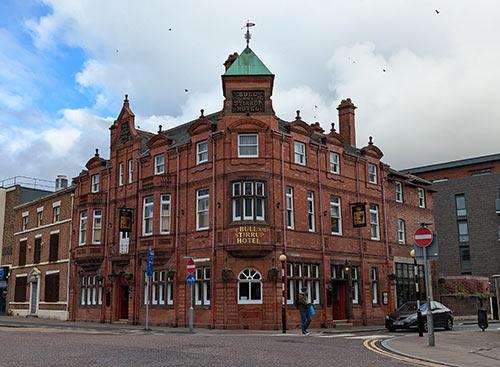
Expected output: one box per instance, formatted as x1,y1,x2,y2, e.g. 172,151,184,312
1,0,499,182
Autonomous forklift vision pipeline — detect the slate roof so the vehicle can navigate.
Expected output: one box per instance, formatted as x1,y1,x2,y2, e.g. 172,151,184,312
402,153,500,174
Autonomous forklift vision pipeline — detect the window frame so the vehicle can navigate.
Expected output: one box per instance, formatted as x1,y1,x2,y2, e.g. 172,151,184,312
154,155,165,175
294,141,306,166
196,188,210,231
418,188,426,208
231,181,266,223
455,194,466,216
368,163,377,184
92,209,102,245
397,219,406,244
286,187,294,229
457,220,469,242
369,204,380,240
53,205,61,223
238,133,259,158
160,194,171,234
194,267,211,306
371,267,379,305
79,210,87,246
307,191,315,232
22,214,28,231
91,174,100,193
330,196,342,235
395,181,403,203
128,159,134,184
196,140,209,165
118,162,124,186
143,196,154,236
351,266,360,305
329,151,340,174
237,268,263,304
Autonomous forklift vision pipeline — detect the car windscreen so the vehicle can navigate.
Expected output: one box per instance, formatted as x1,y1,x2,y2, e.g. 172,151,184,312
398,302,418,312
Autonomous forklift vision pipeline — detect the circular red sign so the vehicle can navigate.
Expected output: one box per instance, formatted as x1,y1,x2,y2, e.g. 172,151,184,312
186,258,196,274
414,227,433,247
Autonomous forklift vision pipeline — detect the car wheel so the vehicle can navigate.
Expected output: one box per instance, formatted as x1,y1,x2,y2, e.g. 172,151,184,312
445,317,453,331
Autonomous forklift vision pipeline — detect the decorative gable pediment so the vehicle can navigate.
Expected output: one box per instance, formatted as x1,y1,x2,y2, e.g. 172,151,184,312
361,137,384,159
85,149,107,169
227,117,269,132
147,133,172,149
188,119,214,135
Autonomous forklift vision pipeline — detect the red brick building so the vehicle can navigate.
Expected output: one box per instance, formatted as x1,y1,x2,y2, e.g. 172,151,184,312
7,185,74,319
70,45,433,329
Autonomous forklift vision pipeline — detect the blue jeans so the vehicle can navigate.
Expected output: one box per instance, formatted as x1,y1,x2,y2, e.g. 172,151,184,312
300,309,311,334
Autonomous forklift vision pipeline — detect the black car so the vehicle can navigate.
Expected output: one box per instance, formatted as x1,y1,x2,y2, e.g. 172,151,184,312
385,301,453,332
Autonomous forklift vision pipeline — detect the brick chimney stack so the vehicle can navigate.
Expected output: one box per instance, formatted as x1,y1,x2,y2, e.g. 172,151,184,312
337,98,357,146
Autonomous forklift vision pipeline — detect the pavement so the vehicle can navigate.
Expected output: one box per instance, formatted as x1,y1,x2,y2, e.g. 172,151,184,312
0,315,386,335
384,327,500,367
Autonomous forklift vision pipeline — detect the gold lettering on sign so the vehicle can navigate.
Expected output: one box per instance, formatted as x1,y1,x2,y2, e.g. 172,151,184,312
235,226,265,244
232,90,265,113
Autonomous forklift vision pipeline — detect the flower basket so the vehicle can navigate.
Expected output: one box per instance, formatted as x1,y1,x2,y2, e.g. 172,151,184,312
222,267,234,282
268,267,279,282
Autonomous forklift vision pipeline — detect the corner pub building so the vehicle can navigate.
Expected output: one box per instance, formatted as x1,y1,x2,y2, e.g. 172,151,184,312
69,43,433,329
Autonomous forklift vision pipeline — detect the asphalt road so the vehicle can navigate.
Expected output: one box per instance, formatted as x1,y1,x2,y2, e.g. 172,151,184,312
0,328,409,367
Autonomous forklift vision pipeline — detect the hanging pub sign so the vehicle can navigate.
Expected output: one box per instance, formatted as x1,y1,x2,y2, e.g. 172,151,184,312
352,203,367,228
119,208,133,233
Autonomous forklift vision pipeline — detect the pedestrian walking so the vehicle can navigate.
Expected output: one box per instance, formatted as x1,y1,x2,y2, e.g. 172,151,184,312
298,286,311,335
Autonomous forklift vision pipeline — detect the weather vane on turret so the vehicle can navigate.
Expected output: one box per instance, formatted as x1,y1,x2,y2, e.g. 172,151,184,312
244,21,255,47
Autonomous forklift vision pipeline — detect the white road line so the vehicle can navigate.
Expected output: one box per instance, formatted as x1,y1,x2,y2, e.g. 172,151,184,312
346,334,394,339
317,333,356,338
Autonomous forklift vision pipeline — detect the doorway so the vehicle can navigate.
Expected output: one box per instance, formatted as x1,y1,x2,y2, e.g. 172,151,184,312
332,281,346,320
30,276,39,315
118,285,129,320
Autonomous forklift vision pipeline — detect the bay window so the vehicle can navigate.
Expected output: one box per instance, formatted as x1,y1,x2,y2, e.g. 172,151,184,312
231,181,266,222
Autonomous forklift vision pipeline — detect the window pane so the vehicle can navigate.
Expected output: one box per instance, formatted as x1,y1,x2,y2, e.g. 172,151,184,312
251,282,261,300
239,283,249,300
239,135,257,145
239,146,257,156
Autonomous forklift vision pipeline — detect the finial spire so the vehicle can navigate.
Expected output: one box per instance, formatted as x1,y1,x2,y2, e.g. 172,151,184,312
244,21,255,47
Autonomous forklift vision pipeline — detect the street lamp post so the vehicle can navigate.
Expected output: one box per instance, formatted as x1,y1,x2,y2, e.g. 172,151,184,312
410,249,424,337
279,254,287,334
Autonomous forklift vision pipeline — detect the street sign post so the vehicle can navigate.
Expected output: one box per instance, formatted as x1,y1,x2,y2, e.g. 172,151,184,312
414,227,435,347
186,258,195,333
145,248,154,331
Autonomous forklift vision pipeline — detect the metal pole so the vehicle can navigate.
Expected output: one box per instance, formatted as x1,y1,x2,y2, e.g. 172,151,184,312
423,247,435,346
145,276,150,331
189,282,194,333
281,263,286,334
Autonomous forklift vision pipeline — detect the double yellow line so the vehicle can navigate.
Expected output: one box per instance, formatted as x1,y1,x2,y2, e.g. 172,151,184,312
363,338,450,367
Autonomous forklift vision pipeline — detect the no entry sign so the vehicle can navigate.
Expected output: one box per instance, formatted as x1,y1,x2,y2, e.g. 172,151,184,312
414,227,433,247
186,258,196,274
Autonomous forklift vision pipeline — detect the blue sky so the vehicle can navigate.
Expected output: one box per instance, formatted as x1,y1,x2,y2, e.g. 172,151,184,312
1,0,500,184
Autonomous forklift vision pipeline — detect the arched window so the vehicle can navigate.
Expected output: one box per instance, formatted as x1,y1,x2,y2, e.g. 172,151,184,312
238,268,262,304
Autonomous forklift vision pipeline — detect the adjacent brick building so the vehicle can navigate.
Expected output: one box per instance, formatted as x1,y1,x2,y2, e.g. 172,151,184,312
7,186,74,319
69,45,433,329
0,179,52,314
405,153,500,318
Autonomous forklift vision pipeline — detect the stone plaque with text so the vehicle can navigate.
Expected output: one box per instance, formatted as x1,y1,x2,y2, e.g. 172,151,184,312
232,90,265,113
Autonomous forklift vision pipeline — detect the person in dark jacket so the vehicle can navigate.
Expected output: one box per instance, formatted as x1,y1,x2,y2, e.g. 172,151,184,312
298,286,311,335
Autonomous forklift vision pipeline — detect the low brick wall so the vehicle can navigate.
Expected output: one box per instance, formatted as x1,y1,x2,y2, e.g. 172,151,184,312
440,295,488,316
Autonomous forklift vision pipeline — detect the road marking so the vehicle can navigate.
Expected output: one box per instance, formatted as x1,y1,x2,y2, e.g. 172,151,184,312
346,334,393,339
363,338,451,367
317,333,355,338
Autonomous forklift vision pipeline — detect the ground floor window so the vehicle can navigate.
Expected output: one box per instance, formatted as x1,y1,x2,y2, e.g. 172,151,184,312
351,266,360,304
14,276,27,302
195,267,211,306
44,272,60,302
238,268,262,304
287,263,320,305
395,262,425,307
80,275,103,306
144,271,173,306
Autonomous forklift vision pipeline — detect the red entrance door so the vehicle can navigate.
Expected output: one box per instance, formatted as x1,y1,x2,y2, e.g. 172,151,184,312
118,285,129,320
332,282,346,320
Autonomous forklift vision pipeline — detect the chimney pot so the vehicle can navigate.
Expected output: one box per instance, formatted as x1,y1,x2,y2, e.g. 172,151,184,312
337,98,357,146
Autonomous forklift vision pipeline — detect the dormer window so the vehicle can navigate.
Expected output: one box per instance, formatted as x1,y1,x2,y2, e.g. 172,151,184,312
155,155,165,175
329,152,340,174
